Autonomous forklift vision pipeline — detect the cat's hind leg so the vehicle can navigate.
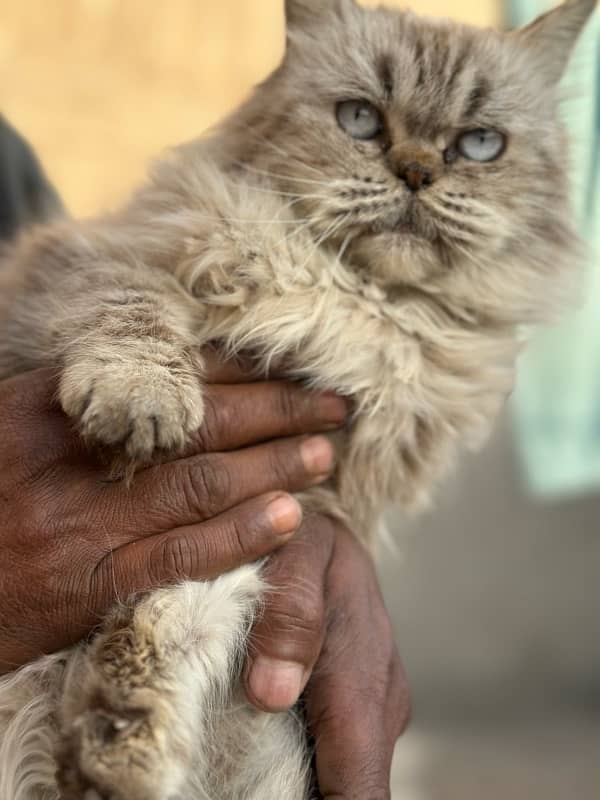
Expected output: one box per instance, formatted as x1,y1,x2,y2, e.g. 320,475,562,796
190,692,311,800
55,566,265,800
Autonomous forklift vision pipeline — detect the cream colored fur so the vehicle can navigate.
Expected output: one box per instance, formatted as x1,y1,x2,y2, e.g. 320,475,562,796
0,0,595,797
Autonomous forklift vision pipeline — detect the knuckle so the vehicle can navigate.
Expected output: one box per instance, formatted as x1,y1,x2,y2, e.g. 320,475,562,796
300,596,326,634
266,443,297,488
196,404,215,453
301,513,336,548
356,786,390,800
268,587,324,641
226,516,251,561
195,392,220,452
182,456,232,518
275,383,301,427
352,773,390,800
86,556,113,613
152,534,204,582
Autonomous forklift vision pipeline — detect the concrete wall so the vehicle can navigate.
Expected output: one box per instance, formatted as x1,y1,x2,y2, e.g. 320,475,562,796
380,414,600,721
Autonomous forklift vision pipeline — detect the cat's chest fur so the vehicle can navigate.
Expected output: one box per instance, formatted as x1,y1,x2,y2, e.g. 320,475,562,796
169,175,518,531
179,185,431,417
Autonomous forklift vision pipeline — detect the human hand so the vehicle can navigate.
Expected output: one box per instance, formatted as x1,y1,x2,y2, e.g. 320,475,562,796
244,517,411,800
0,357,347,673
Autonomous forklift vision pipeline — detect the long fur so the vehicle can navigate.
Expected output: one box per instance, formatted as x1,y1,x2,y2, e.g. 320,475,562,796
0,1,595,797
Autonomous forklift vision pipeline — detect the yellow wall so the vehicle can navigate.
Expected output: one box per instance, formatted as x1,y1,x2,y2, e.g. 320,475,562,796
0,1,499,215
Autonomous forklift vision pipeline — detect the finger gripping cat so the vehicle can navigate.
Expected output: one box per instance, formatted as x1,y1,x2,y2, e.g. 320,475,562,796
0,1,594,798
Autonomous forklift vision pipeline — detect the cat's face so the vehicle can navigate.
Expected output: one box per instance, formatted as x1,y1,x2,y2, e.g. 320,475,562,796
234,0,595,322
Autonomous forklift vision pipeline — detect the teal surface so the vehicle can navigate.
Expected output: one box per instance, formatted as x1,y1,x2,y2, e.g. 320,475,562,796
508,1,600,497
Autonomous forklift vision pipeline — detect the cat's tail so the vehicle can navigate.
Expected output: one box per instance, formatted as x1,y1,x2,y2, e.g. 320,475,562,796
0,116,65,245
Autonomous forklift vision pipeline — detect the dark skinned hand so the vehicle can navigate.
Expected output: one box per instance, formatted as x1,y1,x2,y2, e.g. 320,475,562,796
0,357,410,799
245,518,411,799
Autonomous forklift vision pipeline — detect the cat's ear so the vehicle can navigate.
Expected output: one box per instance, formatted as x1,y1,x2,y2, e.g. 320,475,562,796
514,0,596,84
285,0,354,29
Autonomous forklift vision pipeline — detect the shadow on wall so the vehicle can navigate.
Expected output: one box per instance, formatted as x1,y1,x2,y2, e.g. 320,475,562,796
380,411,600,722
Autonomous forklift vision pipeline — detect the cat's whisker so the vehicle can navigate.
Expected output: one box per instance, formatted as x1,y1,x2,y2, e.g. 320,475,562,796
335,187,389,202
272,214,347,258
270,215,319,250
232,160,334,188
226,124,327,178
433,224,485,263
438,191,472,204
225,182,301,199
233,182,334,207
437,223,479,245
335,231,355,264
296,222,339,264
150,209,313,228
435,217,480,242
421,198,492,238
433,193,496,221
271,193,317,220
420,206,481,245
289,211,351,274
233,160,370,200
254,140,327,179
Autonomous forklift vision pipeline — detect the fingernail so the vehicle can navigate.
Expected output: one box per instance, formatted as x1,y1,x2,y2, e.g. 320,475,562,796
316,392,350,427
266,494,302,536
301,435,335,475
249,658,306,710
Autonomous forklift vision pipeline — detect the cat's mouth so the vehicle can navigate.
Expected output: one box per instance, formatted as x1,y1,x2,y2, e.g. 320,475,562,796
393,222,419,236
372,201,437,243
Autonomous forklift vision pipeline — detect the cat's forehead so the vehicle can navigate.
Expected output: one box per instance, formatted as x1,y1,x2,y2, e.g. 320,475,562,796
373,17,498,134
288,8,532,135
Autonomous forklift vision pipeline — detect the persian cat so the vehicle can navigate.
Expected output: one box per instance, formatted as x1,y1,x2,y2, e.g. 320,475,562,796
0,1,595,798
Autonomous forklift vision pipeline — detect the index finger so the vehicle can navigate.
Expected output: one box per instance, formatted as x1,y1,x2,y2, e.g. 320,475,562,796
187,381,349,454
244,515,335,712
202,348,261,384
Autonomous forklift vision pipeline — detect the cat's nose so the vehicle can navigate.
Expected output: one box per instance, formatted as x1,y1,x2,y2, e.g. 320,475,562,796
397,162,433,192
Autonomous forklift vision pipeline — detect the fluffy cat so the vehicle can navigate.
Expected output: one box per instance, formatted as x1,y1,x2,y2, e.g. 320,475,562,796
0,0,595,798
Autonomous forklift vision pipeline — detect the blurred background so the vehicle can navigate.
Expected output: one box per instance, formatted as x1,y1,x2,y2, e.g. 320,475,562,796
1,1,598,798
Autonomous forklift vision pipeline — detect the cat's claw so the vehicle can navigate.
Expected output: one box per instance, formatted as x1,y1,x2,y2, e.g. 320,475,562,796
59,355,204,464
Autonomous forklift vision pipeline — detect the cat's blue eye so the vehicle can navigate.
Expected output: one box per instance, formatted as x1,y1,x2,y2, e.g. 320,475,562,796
336,100,383,140
457,129,506,162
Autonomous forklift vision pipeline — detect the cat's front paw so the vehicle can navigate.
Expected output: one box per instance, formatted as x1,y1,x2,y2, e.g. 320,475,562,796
59,352,204,462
